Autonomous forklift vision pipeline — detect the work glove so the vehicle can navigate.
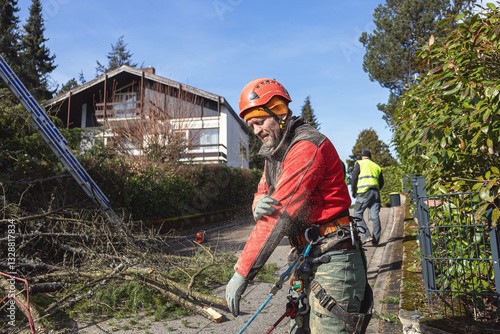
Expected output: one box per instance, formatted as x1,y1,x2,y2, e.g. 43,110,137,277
225,272,249,317
253,196,280,221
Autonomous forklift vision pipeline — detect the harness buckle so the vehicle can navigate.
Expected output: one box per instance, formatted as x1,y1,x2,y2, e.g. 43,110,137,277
304,225,324,244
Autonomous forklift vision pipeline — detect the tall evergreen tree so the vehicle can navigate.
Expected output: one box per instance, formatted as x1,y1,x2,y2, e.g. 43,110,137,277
300,95,320,130
0,0,21,72
19,0,56,100
57,78,78,95
96,35,139,76
58,70,86,95
78,70,86,84
359,0,474,126
346,128,396,181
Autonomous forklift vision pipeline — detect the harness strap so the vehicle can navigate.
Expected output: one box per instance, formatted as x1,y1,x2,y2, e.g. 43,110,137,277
289,215,351,248
310,279,373,334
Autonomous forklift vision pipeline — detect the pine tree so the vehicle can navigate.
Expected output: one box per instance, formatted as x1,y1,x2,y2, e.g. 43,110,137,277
0,0,21,72
78,70,86,84
19,0,56,100
300,96,320,130
58,78,78,94
58,71,86,94
346,128,396,181
96,35,139,76
360,0,474,126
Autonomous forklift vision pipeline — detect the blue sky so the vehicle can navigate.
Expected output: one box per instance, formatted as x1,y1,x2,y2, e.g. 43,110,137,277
17,0,393,164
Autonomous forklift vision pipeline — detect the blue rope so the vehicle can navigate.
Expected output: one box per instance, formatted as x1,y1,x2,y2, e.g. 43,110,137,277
237,295,272,334
237,243,313,334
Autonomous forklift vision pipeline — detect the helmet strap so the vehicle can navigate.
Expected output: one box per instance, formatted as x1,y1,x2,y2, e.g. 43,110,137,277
262,106,291,130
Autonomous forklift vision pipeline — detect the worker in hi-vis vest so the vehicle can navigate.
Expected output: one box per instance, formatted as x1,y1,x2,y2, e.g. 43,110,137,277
351,150,384,246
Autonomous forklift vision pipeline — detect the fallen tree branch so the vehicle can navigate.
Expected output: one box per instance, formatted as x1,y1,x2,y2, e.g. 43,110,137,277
43,263,125,316
141,277,223,323
187,242,215,290
0,232,92,242
51,238,133,263
151,273,226,307
0,207,65,223
29,267,153,282
0,258,59,273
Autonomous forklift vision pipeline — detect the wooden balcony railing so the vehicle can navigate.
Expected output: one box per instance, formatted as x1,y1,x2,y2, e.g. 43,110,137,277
95,101,142,120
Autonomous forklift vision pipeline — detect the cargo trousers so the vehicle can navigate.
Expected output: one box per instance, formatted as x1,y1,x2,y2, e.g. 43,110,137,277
289,244,367,333
353,188,382,243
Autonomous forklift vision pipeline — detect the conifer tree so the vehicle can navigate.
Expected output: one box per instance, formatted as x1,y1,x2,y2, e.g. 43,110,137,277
360,0,474,126
300,96,320,130
19,0,56,100
0,0,21,72
95,35,139,76
58,70,86,94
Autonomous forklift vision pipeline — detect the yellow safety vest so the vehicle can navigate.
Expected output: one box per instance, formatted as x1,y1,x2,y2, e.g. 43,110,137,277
356,159,381,194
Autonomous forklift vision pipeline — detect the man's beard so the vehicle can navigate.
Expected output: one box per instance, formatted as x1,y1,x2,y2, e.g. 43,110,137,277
260,131,281,150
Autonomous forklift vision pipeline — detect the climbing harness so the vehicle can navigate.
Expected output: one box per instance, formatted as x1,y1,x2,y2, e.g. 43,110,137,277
310,279,373,334
237,226,323,334
238,219,373,334
307,218,373,334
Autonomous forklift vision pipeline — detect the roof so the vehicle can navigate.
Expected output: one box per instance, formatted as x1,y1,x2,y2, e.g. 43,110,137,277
44,65,248,133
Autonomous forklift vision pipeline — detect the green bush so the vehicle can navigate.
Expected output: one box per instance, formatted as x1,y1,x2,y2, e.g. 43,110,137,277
82,151,261,221
380,164,404,206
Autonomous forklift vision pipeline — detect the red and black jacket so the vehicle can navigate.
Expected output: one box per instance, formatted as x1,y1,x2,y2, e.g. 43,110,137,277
235,117,351,280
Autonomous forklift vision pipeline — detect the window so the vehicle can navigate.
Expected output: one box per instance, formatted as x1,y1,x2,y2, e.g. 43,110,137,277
114,92,137,111
203,99,219,117
189,128,218,150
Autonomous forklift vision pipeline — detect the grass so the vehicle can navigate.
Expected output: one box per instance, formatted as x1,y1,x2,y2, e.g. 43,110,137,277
379,295,400,304
400,219,496,334
373,311,402,324
255,262,278,283
400,220,428,313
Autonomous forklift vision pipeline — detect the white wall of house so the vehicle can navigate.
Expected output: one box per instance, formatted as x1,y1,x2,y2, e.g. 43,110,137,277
222,105,249,169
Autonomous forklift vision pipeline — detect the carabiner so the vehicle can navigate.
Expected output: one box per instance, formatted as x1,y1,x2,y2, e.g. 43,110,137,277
290,276,304,292
304,225,325,245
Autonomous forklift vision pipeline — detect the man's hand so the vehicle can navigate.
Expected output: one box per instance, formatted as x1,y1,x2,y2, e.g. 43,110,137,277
254,196,280,221
225,272,249,317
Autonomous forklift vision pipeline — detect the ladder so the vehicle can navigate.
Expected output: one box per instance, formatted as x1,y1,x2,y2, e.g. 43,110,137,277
0,55,125,230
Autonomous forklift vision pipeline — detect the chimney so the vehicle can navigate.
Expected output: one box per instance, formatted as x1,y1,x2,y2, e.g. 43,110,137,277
141,66,155,75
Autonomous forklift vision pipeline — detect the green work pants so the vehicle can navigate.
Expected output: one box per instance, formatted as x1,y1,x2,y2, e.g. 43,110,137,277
290,245,367,334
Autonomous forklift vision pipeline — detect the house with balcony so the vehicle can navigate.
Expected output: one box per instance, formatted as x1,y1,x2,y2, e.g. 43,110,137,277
43,66,249,168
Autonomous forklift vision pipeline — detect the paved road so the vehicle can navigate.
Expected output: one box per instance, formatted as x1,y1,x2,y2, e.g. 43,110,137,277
74,204,406,334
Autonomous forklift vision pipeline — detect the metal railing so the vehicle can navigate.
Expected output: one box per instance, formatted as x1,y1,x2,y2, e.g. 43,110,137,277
410,175,500,331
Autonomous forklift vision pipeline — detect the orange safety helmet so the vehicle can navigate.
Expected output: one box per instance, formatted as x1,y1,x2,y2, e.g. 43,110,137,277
239,78,292,119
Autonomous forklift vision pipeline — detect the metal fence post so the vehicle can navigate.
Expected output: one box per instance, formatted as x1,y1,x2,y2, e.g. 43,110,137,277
409,175,437,299
487,204,500,319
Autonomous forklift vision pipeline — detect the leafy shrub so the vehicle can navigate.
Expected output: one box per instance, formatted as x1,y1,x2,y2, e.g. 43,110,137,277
82,149,261,221
380,164,404,206
393,6,500,195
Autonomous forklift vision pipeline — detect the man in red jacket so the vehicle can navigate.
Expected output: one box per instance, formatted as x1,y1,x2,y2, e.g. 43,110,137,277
225,78,371,333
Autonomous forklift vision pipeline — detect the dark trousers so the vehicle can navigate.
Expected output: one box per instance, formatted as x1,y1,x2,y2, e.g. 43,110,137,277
353,189,381,242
